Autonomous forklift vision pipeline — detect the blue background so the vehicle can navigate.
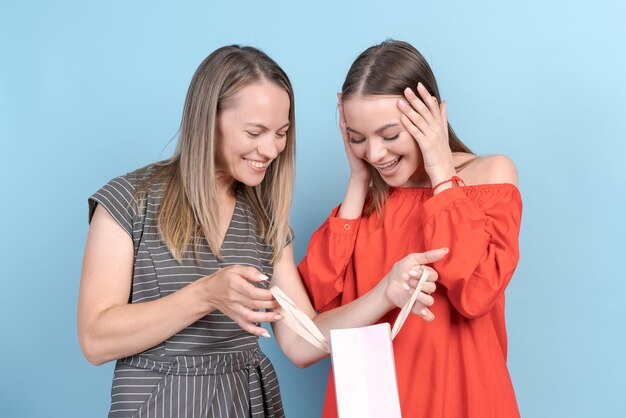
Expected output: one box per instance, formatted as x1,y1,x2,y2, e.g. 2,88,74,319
2,1,625,417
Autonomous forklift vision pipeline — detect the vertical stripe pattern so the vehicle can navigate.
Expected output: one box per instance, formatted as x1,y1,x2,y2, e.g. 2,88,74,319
88,166,285,418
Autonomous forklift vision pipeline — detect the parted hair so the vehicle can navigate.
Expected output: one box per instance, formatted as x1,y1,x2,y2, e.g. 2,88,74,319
137,45,295,263
341,40,474,216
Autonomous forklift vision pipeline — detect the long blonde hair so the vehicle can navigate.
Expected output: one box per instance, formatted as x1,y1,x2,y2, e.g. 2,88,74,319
342,40,475,216
138,45,295,263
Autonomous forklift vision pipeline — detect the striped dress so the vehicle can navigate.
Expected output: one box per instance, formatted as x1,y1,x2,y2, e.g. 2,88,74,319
88,166,285,418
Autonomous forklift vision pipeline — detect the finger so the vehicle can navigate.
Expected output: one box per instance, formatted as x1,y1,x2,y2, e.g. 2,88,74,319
421,266,439,282
404,86,435,125
231,265,266,283
421,281,437,295
234,308,279,337
407,266,422,278
400,114,427,144
339,118,350,143
246,309,284,324
242,322,272,337
398,100,432,136
416,82,441,121
244,285,276,301
413,248,449,265
412,305,435,322
415,292,435,307
439,100,448,127
249,298,281,310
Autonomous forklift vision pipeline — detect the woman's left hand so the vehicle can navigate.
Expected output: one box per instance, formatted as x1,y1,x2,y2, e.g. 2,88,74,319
383,248,448,321
398,83,456,185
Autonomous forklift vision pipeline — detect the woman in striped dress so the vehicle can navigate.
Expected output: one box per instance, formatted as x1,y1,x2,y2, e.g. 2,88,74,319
78,45,445,418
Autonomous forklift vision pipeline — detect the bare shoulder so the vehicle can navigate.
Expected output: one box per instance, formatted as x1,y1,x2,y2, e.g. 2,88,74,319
458,154,518,186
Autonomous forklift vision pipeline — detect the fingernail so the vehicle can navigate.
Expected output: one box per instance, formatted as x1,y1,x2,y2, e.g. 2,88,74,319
420,309,429,316
274,314,283,320
258,273,269,281
408,270,419,277
404,87,412,94
398,99,407,107
418,82,423,89
402,282,411,291
262,332,271,338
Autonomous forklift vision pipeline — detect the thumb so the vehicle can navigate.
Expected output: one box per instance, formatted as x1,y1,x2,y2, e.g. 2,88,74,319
415,248,449,265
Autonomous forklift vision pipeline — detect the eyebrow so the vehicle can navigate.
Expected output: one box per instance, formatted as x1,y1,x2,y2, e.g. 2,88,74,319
346,123,399,136
244,122,290,130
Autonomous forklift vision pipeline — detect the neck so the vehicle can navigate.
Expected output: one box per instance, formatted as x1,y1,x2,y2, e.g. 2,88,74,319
406,165,431,187
214,171,237,201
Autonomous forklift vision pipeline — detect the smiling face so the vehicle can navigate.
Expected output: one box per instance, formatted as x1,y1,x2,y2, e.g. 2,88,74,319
215,80,291,189
343,94,427,187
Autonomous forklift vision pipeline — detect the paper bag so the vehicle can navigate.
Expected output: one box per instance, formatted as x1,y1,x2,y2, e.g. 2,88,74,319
270,269,429,418
330,323,401,418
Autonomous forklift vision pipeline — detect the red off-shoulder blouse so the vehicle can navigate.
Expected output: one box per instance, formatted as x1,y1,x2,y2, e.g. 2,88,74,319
298,184,522,418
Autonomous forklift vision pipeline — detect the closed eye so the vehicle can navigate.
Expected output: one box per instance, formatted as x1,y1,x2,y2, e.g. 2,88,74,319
349,137,366,144
275,131,287,139
246,131,261,138
383,133,400,141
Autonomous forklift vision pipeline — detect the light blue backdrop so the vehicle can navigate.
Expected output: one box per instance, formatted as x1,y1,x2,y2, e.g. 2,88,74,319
1,1,624,417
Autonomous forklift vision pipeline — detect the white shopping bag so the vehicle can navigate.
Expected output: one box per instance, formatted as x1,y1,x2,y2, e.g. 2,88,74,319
270,269,429,418
330,323,401,418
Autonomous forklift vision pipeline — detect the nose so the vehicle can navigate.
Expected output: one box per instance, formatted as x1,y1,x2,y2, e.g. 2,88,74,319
365,138,386,163
257,135,279,160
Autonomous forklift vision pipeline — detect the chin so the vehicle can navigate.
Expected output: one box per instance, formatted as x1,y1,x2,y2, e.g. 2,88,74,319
237,173,267,187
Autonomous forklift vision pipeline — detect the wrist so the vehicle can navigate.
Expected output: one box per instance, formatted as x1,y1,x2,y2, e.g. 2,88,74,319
428,168,457,186
187,278,216,317
376,276,395,312
348,173,370,189
432,175,465,195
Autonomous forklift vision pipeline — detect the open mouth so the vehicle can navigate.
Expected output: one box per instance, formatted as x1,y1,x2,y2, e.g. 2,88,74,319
244,158,270,170
374,157,401,173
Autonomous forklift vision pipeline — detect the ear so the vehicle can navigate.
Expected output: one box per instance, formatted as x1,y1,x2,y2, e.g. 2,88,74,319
336,92,343,102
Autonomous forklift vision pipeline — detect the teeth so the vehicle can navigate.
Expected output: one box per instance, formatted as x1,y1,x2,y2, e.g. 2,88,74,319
245,158,270,169
376,158,399,169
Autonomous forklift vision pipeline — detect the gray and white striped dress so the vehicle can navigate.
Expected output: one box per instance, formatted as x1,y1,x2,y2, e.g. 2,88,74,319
88,166,285,418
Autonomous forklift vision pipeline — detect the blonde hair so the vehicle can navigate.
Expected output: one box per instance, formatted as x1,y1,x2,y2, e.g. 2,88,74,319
342,40,475,216
138,45,295,263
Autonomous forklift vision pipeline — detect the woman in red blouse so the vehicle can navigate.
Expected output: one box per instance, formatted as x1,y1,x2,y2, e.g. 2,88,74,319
298,40,522,418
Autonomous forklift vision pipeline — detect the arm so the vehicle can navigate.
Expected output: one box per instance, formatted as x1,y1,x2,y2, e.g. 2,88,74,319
398,84,522,319
77,206,279,365
296,100,371,311
271,244,446,368
337,97,370,219
422,157,522,318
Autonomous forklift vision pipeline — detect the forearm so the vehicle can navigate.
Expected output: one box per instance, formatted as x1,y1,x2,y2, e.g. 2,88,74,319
79,281,211,365
337,176,369,219
277,280,392,367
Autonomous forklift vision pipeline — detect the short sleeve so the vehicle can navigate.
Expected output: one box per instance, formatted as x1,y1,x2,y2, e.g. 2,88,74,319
88,175,137,237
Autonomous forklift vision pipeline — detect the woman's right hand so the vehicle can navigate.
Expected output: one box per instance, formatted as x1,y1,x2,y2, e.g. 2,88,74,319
196,265,282,338
338,96,370,185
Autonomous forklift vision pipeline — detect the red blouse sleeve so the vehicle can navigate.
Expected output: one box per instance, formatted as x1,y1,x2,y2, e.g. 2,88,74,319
421,185,522,319
298,206,361,312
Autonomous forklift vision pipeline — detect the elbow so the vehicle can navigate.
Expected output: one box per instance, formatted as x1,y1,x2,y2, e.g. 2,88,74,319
282,347,311,369
452,293,501,319
292,357,314,369
280,343,318,369
78,332,109,366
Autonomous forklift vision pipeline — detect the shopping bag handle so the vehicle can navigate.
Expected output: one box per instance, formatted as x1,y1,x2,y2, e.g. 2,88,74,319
270,269,429,352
